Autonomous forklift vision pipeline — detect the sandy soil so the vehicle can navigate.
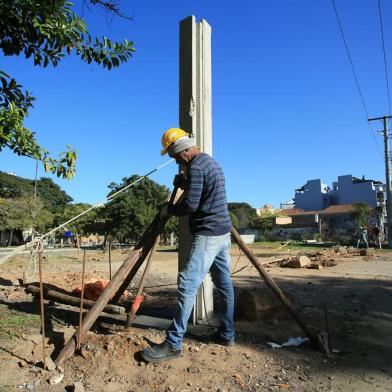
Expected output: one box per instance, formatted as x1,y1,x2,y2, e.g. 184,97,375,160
0,245,391,392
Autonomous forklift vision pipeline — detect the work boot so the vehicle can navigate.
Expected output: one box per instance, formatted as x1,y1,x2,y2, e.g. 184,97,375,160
210,331,235,347
140,341,181,363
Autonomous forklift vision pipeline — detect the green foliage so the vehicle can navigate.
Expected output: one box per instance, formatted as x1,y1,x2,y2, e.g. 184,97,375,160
95,175,177,243
228,202,258,229
352,202,371,228
229,211,239,229
54,202,96,235
0,195,53,232
0,0,135,178
0,171,73,212
253,215,276,240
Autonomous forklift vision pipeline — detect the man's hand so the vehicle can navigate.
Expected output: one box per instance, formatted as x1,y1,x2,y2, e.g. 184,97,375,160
173,172,187,189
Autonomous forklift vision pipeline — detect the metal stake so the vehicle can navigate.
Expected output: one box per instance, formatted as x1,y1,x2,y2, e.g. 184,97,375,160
78,250,87,350
38,243,46,369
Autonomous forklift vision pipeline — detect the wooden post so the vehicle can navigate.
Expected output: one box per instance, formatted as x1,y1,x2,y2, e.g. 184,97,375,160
231,227,330,354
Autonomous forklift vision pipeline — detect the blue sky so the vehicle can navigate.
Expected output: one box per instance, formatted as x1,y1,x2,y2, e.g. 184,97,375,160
1,0,391,208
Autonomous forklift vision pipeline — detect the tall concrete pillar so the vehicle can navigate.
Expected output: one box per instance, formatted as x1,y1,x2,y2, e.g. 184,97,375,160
179,16,214,324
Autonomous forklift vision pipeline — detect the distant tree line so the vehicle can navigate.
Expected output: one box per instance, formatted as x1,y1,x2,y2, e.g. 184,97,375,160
0,172,177,245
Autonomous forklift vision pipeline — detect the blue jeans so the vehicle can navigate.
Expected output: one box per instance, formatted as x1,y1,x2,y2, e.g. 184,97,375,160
166,233,234,350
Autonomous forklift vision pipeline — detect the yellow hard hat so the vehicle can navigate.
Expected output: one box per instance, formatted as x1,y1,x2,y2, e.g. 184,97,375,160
161,128,189,155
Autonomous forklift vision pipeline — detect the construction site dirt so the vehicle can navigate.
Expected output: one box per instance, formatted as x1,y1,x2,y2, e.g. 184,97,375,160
0,245,391,392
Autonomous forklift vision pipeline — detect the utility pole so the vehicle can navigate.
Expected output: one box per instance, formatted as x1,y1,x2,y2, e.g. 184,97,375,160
368,115,392,247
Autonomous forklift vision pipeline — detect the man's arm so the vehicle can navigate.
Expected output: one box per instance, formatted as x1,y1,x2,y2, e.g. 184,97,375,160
168,164,204,217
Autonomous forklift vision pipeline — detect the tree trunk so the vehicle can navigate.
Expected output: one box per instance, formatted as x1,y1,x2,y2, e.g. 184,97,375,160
8,229,13,246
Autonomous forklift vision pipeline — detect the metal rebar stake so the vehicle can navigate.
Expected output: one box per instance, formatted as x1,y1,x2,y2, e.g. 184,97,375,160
78,250,87,350
38,243,46,369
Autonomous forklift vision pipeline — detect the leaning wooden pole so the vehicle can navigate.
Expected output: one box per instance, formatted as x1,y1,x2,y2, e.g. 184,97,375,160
231,227,330,354
56,189,178,366
112,187,179,303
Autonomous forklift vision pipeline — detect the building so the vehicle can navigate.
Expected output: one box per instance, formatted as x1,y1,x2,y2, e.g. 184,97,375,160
294,179,330,211
294,175,385,211
273,204,379,244
280,199,295,210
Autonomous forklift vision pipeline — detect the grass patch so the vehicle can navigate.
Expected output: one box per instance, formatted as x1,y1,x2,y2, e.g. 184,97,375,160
0,304,39,340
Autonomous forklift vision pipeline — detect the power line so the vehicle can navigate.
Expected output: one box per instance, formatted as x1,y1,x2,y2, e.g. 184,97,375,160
377,0,391,115
331,0,383,159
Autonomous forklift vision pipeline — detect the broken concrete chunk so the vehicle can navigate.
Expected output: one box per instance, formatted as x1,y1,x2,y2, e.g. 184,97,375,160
45,356,56,371
308,264,323,270
49,373,64,385
283,256,311,268
72,381,85,392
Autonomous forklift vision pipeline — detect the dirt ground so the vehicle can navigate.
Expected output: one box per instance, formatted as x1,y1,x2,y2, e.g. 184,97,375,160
0,244,392,392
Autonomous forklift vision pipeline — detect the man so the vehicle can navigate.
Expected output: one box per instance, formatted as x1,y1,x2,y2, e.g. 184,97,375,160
140,128,234,363
356,225,369,249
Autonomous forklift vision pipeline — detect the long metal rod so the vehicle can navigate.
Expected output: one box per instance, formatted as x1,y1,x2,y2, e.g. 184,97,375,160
108,244,112,280
126,235,160,328
38,244,47,369
78,250,87,350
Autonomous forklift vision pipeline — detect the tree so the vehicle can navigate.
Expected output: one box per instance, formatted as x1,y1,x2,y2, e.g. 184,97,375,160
253,215,276,240
95,175,176,243
229,211,239,229
0,195,53,244
54,202,97,236
352,202,371,228
228,202,258,229
0,0,135,178
0,171,73,212
36,177,73,213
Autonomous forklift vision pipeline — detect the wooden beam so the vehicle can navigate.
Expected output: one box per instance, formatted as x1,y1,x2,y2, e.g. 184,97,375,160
231,227,330,354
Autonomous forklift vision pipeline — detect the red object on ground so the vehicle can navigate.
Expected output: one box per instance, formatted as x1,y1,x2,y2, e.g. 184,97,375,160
73,278,110,301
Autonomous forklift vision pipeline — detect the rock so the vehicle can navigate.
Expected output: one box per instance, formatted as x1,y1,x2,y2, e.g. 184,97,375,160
26,383,35,391
308,264,323,270
80,348,92,360
18,360,26,368
322,258,338,267
360,248,375,257
347,246,357,254
48,373,64,385
188,345,200,353
236,286,293,321
338,246,348,255
283,256,311,268
72,381,85,392
45,356,56,371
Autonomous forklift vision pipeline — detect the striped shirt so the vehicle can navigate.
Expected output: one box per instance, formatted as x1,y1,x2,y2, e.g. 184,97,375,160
168,153,232,236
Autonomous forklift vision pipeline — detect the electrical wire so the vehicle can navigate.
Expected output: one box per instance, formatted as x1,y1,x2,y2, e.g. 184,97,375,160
331,0,383,158
377,0,391,115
